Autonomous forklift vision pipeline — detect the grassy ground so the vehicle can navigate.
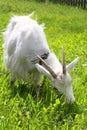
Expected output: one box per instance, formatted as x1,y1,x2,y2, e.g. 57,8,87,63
0,0,87,129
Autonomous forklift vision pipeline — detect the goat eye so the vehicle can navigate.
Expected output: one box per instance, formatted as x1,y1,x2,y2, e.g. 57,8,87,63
58,75,63,80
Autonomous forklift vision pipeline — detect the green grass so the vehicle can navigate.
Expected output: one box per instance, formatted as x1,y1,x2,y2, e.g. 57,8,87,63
0,0,87,129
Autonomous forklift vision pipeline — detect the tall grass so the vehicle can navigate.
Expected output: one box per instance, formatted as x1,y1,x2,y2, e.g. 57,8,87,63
0,0,87,129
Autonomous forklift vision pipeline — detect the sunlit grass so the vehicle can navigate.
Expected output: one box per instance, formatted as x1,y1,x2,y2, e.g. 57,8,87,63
0,0,87,129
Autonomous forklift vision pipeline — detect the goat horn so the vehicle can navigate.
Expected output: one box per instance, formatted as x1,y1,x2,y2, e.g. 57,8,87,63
37,55,57,78
62,47,66,74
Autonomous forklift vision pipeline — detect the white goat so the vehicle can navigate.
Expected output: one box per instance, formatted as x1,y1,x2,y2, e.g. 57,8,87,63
3,14,79,103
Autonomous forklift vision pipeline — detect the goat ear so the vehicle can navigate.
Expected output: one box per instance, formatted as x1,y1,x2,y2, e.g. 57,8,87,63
66,57,79,71
35,64,52,79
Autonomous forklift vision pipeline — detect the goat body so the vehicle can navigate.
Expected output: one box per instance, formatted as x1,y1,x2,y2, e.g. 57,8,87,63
3,15,79,103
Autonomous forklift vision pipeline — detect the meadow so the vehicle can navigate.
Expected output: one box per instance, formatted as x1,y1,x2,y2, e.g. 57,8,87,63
0,0,87,129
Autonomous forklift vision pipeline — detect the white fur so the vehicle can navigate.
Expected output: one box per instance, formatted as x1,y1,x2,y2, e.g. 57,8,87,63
3,15,50,80
3,14,78,103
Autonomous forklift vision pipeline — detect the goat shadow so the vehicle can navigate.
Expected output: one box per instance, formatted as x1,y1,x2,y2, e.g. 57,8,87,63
9,77,80,120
